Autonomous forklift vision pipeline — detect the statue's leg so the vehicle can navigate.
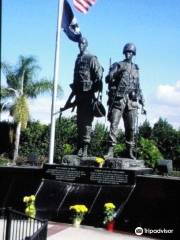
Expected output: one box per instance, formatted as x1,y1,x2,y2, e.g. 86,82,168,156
80,105,94,158
105,108,122,157
123,108,137,159
77,118,83,156
81,125,92,157
76,94,94,157
76,104,85,156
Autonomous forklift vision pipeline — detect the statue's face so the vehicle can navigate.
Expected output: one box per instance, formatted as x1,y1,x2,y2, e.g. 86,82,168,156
78,40,88,54
125,51,134,62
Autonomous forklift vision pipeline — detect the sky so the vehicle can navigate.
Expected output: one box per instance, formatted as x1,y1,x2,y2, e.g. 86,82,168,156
1,0,180,129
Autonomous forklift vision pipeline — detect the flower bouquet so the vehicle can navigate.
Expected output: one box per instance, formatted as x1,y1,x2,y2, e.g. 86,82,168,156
103,202,116,231
69,204,88,227
23,195,36,218
95,157,105,168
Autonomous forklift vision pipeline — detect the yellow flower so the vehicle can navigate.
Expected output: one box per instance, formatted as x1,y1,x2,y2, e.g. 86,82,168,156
23,195,36,203
29,205,36,211
103,202,116,224
25,207,30,214
23,196,29,203
30,195,36,201
104,202,116,210
69,204,88,213
95,157,105,164
23,195,36,218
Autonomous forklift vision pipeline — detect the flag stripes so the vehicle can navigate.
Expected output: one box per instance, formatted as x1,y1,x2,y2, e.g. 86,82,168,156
73,0,96,14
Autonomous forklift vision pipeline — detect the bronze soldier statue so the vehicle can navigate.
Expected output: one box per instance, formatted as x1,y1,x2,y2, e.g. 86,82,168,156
105,43,146,159
62,37,103,157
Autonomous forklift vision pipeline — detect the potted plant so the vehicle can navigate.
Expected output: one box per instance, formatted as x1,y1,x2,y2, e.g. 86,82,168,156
69,204,88,227
23,195,36,218
103,202,116,231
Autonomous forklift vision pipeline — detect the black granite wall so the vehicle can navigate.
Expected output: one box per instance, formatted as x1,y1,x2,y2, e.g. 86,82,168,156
0,166,43,211
0,165,179,239
117,175,180,239
35,179,133,226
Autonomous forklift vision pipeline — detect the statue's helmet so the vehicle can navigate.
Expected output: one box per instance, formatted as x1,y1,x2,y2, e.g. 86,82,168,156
123,43,136,55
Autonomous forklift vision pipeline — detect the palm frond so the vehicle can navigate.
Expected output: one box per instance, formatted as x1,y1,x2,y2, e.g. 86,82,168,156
16,56,41,87
0,101,15,112
1,87,19,99
1,88,9,98
25,79,53,98
1,62,13,75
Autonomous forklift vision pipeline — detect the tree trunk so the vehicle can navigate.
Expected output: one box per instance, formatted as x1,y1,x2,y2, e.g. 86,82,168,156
13,122,21,163
13,71,24,163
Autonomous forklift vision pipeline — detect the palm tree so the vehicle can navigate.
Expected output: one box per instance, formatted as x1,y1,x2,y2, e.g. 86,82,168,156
1,55,53,163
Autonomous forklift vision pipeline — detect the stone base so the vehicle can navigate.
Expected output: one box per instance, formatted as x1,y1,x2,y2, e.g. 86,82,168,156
62,155,145,169
62,155,80,166
62,155,99,167
43,163,153,185
104,158,145,169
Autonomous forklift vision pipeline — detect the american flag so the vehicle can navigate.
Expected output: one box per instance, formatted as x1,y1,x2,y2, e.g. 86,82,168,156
73,0,96,14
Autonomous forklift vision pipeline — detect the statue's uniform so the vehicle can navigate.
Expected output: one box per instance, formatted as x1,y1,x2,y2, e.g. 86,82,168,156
72,53,103,149
106,60,144,152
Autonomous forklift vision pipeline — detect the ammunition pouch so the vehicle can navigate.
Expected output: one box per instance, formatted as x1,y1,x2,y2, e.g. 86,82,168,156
81,80,92,92
127,99,138,110
129,90,137,101
74,80,93,93
108,85,126,99
93,98,106,118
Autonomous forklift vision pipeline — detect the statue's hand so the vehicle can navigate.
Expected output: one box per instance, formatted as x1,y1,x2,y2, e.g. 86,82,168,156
60,107,65,112
105,75,110,83
141,107,147,115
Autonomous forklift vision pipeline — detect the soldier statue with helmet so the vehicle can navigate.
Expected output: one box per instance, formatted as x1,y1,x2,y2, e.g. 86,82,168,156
61,37,104,158
105,43,146,159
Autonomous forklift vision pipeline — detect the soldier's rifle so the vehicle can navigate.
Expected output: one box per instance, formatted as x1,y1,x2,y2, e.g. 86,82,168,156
60,91,76,113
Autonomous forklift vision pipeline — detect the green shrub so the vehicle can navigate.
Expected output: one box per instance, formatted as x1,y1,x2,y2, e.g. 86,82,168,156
90,122,108,156
138,137,163,167
54,116,78,162
113,143,126,157
20,121,49,157
63,143,74,155
0,156,10,165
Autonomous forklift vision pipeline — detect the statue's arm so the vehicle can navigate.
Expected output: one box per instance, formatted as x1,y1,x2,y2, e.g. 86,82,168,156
91,56,104,92
137,77,146,114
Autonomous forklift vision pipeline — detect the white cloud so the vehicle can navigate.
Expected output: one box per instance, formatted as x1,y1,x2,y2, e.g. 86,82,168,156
147,80,180,128
156,80,180,106
0,112,14,122
29,96,72,124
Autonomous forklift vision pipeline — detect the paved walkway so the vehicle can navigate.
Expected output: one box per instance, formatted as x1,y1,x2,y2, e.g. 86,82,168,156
47,222,158,240
0,220,158,240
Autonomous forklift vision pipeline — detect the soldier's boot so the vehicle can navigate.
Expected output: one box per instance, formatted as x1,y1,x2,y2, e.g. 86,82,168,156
126,142,136,160
104,146,114,158
77,147,83,157
81,144,88,158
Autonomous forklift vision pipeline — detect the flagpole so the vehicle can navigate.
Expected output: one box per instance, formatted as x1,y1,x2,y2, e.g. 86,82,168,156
49,0,65,164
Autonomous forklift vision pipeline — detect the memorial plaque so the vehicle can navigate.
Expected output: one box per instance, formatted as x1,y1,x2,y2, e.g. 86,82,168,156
43,164,152,185
90,169,129,184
